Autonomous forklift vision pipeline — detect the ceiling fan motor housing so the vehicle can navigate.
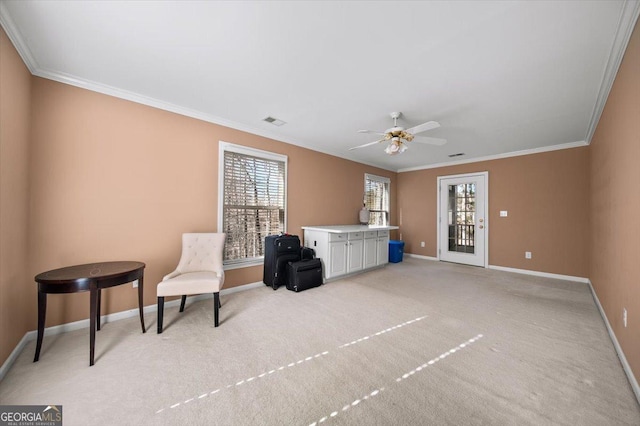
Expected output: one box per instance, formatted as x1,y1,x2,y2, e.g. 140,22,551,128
387,126,404,137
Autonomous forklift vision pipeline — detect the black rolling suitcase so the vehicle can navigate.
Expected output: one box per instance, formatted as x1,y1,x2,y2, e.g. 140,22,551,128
263,234,301,290
286,259,323,292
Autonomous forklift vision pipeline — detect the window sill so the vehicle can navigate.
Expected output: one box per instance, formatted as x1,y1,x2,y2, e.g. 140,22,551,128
223,258,264,271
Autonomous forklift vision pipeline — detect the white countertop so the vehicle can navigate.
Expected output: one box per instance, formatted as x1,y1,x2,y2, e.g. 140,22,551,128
301,225,399,233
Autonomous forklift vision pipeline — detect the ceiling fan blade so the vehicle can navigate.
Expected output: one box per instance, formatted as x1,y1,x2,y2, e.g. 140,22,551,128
349,139,386,150
412,136,448,146
406,121,440,135
357,129,386,136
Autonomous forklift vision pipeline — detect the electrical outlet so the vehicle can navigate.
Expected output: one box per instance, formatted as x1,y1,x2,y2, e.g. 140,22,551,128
623,308,627,328
420,241,425,248
132,279,138,288
525,252,532,259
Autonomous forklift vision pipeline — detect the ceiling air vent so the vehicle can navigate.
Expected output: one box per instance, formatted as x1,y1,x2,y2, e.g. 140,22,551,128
263,116,286,126
448,153,465,158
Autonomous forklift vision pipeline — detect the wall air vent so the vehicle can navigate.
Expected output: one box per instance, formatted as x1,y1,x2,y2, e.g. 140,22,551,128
263,116,286,126
448,153,465,158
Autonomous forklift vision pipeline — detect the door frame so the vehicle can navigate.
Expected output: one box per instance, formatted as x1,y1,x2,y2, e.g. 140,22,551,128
436,171,489,268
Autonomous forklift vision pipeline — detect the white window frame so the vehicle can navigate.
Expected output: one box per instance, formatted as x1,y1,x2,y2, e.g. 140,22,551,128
218,141,288,270
364,173,390,226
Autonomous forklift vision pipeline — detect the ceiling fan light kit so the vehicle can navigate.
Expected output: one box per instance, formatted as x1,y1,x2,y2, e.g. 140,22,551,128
384,138,408,155
351,111,447,156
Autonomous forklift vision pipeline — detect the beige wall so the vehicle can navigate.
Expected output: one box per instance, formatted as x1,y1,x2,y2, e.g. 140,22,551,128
25,77,396,331
1,19,637,388
0,30,396,366
397,147,590,278
589,20,639,383
0,29,32,366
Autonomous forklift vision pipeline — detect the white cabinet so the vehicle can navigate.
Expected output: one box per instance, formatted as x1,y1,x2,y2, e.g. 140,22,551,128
303,225,397,282
364,231,378,269
347,232,364,273
376,230,390,265
328,239,347,277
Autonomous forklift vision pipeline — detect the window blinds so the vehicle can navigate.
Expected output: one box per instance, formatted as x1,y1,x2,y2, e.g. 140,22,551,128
365,174,390,226
223,151,285,263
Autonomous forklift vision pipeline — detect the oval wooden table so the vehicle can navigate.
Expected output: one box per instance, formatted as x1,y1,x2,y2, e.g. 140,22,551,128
34,261,146,366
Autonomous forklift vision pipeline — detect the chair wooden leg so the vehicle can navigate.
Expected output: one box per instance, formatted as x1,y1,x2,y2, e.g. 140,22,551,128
179,295,187,312
214,292,220,327
157,297,164,334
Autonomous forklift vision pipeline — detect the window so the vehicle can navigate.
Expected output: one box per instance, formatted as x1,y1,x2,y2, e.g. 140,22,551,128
364,173,390,226
218,142,287,268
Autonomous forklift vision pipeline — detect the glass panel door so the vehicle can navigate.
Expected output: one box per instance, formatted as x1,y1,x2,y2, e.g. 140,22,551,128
439,173,487,267
448,183,476,254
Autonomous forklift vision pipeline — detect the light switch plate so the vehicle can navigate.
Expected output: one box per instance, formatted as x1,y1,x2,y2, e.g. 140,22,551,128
500,211,508,217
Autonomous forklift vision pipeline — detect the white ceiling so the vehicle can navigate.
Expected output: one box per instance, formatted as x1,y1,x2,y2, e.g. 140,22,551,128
1,1,638,172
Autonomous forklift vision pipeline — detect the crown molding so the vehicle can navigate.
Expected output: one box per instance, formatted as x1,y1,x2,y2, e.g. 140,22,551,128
585,0,640,143
3,1,635,175
1,2,393,173
30,67,397,173
0,1,38,73
33,67,300,144
397,140,588,173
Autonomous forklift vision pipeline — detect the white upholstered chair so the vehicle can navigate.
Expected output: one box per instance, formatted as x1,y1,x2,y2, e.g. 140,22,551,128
156,233,226,333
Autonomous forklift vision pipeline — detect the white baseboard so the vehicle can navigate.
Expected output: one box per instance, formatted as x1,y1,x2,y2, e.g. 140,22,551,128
488,265,589,283
587,280,640,405
0,281,263,382
407,255,589,284
0,332,33,383
405,253,438,261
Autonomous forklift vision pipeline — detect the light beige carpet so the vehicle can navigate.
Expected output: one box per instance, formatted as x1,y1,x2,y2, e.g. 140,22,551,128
1,258,639,425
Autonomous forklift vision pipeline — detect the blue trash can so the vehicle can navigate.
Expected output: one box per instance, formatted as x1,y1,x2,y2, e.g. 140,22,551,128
389,240,405,263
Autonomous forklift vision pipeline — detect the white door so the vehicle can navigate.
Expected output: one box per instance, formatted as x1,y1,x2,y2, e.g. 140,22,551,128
347,239,364,273
364,237,377,268
377,235,389,265
438,172,488,267
328,241,347,278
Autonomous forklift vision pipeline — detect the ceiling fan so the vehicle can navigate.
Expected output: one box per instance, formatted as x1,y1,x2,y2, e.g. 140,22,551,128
350,112,447,155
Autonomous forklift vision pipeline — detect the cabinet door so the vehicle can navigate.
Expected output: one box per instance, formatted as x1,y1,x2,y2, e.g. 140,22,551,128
377,237,389,265
364,238,377,269
328,241,347,278
347,239,364,273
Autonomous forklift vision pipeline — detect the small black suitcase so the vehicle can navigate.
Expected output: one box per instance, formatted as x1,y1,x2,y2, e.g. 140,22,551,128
263,234,301,290
301,246,315,260
286,258,323,292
